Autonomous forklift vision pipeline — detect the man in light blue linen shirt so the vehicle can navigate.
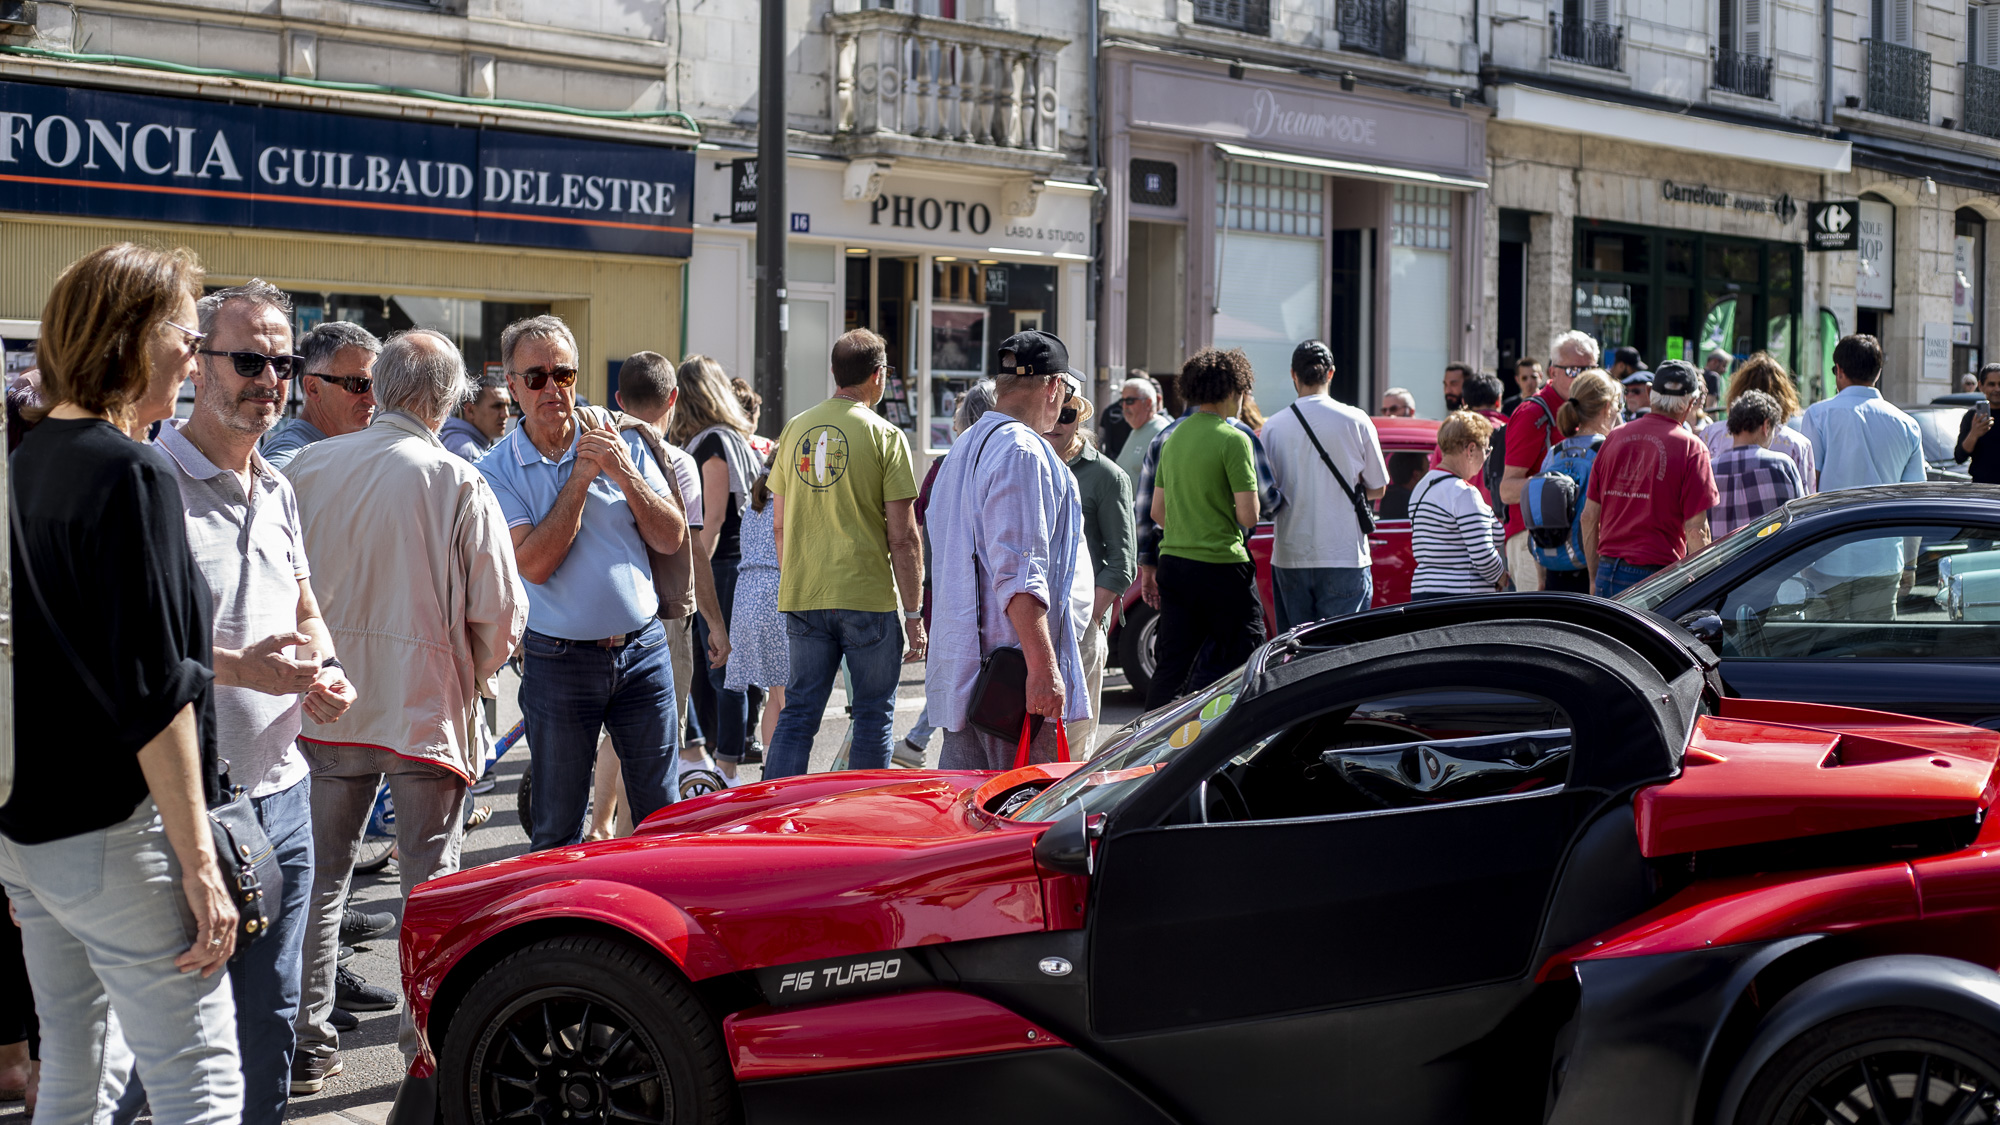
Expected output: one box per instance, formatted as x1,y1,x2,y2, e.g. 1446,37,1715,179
926,332,1091,770
1796,333,1925,618
476,315,688,849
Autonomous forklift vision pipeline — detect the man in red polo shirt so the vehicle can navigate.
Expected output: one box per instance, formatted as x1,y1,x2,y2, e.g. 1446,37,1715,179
1580,360,1719,598
1497,330,1595,590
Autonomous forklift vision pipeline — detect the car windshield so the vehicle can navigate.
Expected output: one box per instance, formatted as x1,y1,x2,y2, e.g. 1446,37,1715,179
1619,508,1788,611
1009,668,1246,823
1907,407,1968,464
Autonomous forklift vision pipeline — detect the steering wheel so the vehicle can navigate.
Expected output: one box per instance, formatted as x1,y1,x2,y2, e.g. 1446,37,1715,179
1200,771,1251,824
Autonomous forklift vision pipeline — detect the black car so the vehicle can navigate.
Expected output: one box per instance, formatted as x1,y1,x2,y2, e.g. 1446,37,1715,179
1619,483,2000,731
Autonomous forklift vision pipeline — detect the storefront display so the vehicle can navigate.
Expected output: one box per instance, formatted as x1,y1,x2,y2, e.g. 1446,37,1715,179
1571,221,1802,375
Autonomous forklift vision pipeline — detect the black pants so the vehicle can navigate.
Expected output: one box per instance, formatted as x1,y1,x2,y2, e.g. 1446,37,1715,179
1148,554,1265,710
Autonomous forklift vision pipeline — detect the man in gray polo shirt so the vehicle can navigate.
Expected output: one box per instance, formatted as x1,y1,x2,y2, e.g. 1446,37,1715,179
154,280,358,1125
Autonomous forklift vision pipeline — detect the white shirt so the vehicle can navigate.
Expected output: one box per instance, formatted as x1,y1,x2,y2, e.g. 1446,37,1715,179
1259,393,1388,569
659,440,704,530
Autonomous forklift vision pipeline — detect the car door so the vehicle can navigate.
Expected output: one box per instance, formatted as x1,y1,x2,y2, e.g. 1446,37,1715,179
1711,521,2000,728
1083,677,1590,1125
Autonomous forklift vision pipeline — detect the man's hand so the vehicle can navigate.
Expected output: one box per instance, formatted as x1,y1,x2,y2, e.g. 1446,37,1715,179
1139,565,1160,610
1967,409,1994,453
220,632,318,696
903,616,928,663
1026,661,1066,719
578,424,639,489
705,622,731,668
303,666,356,724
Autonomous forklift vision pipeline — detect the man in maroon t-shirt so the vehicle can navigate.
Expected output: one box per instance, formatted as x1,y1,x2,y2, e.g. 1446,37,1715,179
1581,360,1720,599
1497,330,1596,590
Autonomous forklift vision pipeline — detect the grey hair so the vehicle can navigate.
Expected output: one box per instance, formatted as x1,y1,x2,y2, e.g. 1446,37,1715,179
1650,390,1695,416
1119,377,1158,404
1383,387,1416,404
953,381,998,434
196,279,292,336
298,320,381,375
500,314,578,371
1550,329,1602,366
374,329,468,426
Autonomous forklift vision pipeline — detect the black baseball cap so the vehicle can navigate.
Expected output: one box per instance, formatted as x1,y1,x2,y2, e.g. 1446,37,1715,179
1292,339,1335,374
1652,359,1701,397
997,330,1069,376
1611,346,1646,371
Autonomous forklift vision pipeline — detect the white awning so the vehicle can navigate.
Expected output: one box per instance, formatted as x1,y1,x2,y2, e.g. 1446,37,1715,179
1214,143,1489,191
1495,85,1852,174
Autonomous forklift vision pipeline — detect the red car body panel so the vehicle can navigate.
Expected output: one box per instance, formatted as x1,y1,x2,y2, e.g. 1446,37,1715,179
723,988,1065,1080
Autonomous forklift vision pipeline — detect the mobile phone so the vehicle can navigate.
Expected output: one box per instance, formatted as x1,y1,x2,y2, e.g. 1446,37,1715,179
1979,399,1993,421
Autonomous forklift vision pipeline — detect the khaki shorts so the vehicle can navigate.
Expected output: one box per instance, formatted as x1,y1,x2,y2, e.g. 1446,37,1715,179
1505,531,1543,593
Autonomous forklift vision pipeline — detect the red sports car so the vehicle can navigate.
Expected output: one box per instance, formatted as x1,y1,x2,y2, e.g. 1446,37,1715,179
393,597,2000,1125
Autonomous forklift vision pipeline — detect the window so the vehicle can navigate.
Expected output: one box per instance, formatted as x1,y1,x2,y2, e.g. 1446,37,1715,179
1191,0,1270,35
1956,209,1984,378
1875,0,1915,45
1715,0,1773,97
1215,162,1323,416
1390,185,1453,418
1717,525,2000,659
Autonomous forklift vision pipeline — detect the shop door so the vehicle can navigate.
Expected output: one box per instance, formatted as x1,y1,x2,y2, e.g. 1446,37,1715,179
1328,228,1372,409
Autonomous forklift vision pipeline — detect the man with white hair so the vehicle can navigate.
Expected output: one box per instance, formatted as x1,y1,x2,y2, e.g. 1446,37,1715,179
284,330,528,1084
1113,375,1165,480
1580,361,1719,598
1497,329,1598,591
1379,388,1418,418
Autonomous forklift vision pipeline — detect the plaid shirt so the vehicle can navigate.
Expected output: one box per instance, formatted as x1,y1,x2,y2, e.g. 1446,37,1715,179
1133,409,1285,566
1711,443,1805,539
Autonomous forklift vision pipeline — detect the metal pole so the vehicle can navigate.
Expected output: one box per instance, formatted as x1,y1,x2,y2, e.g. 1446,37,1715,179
754,0,788,440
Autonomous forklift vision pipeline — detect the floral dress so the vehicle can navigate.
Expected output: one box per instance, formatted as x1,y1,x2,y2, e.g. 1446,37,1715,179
724,500,788,691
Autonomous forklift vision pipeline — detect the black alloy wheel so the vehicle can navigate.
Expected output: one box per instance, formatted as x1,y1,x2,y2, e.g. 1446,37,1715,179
1740,1009,2000,1125
440,936,734,1125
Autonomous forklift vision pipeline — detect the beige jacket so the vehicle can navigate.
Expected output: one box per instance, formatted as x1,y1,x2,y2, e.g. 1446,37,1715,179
285,410,528,778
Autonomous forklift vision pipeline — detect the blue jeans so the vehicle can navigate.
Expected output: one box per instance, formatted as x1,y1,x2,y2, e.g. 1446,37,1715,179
763,610,904,779
520,617,679,849
1594,557,1663,599
1271,565,1373,633
0,799,242,1125
694,555,749,761
236,777,313,1125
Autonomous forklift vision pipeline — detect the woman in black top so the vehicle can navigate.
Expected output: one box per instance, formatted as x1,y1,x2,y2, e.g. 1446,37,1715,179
672,356,764,766
4,243,245,1121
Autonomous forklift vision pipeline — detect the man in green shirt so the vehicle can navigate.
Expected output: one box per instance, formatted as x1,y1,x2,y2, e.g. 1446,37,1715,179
1146,348,1262,708
763,328,925,777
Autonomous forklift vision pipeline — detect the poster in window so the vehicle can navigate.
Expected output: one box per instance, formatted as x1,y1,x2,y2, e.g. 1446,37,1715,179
1857,200,1894,310
930,308,987,376
1954,234,1978,325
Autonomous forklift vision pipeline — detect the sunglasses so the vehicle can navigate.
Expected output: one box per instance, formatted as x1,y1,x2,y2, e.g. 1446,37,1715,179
1552,364,1589,377
199,349,303,379
313,372,373,395
161,319,206,356
1058,404,1079,426
1120,395,1142,405
514,365,578,391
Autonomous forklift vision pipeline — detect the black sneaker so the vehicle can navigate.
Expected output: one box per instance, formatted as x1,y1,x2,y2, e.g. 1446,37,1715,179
329,1007,358,1033
340,908,397,945
337,944,355,966
335,966,398,1012
742,740,765,765
291,1052,342,1095
470,768,498,796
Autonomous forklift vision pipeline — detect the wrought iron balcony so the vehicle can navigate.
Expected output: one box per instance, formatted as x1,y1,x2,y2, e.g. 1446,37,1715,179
1550,16,1621,71
1711,46,1773,99
1192,0,1270,36
829,10,1067,154
1338,0,1405,60
1865,38,1931,122
1964,62,2000,139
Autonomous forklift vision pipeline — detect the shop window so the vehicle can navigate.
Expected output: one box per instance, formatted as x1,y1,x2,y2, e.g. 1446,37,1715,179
1665,237,1696,277
275,292,549,416
1219,163,1324,238
1391,185,1451,251
1955,208,1985,380
1705,241,1761,284
1215,163,1324,416
1389,185,1453,418
1587,230,1646,274
927,259,1057,450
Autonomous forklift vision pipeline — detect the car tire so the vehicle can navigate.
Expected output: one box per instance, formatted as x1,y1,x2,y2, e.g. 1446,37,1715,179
439,935,735,1125
1118,602,1159,701
516,769,533,840
1734,1007,2000,1125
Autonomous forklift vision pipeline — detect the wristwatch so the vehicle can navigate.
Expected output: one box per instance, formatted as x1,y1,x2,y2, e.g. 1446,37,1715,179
320,657,344,671
903,609,923,620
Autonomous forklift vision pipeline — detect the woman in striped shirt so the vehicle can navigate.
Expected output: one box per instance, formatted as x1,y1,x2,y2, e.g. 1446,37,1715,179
1410,411,1506,599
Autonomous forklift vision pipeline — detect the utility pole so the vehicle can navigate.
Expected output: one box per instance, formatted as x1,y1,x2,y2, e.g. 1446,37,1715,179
754,0,787,440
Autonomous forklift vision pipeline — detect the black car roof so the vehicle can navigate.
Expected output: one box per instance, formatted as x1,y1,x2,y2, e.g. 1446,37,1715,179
1777,482,2000,525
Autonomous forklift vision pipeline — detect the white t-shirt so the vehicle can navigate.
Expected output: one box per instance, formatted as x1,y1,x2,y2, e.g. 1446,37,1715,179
660,440,704,530
1259,393,1389,569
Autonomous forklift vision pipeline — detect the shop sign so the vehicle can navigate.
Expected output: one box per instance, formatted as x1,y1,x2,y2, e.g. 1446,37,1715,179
1923,322,1952,385
869,193,994,235
1857,200,1894,310
0,79,694,258
1660,180,1799,224
730,158,757,224
1806,200,1859,251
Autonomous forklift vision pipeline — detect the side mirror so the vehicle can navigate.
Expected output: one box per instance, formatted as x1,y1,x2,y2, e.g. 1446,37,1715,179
1675,610,1724,650
1033,807,1103,876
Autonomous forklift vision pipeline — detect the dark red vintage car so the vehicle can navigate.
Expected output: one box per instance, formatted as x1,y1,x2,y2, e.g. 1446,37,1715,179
1110,414,1438,698
393,597,2000,1125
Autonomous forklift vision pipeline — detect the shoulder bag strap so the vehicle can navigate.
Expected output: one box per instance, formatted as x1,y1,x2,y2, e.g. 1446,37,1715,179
1288,403,1363,506
9,481,117,718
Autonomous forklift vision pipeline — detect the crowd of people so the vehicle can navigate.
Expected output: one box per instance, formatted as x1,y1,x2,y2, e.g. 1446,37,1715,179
0,236,1976,1124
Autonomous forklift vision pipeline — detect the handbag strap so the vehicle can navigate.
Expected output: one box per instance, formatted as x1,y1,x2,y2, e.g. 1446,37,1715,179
1012,716,1070,771
8,480,118,718
1288,403,1365,508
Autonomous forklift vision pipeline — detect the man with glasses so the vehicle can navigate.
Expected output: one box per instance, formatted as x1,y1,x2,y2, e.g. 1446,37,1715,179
1379,388,1418,418
261,320,379,471
1113,375,1165,481
1495,330,1596,593
153,279,358,1125
476,315,688,850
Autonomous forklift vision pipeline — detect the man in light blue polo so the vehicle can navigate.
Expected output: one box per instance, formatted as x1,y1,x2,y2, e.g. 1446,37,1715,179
1797,333,1925,619
477,315,688,849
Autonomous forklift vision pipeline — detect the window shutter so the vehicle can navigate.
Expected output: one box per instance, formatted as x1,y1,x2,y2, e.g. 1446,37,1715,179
1588,0,1612,24
1891,0,1912,45
1741,0,1762,55
1984,3,2000,67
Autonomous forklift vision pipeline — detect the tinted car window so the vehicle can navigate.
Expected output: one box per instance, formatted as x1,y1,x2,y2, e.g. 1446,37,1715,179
1717,524,2000,659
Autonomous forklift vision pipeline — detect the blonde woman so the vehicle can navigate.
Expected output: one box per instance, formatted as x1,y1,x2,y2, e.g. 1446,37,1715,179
1700,351,1816,492
671,356,765,768
1410,411,1505,599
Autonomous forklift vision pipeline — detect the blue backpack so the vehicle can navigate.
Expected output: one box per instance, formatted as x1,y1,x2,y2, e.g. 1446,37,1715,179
1522,434,1603,572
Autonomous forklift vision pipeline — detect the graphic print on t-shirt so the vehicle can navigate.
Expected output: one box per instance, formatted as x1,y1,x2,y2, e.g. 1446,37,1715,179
792,424,850,489
1600,431,1672,502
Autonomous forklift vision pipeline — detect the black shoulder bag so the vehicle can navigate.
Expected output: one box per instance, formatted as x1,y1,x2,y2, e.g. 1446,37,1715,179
1288,402,1376,535
9,488,278,957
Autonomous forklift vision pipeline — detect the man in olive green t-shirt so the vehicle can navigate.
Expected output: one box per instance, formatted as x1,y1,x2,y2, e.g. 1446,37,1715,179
764,328,924,777
1145,347,1264,708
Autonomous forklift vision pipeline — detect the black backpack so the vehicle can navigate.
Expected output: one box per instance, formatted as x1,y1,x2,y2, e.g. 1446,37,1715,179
1481,397,1555,525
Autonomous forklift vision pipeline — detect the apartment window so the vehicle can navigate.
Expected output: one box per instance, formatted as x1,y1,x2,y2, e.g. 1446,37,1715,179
1714,0,1773,97
1867,0,1931,121
1874,0,1915,45
1192,0,1271,35
1553,0,1622,69
1215,163,1322,415
1339,0,1407,60
1969,4,2000,136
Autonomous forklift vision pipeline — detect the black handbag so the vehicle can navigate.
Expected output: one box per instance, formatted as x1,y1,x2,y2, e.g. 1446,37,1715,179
1289,402,1376,536
9,487,278,957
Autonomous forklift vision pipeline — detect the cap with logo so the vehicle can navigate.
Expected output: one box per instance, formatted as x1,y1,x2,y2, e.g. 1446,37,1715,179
997,330,1070,377
1651,359,1702,397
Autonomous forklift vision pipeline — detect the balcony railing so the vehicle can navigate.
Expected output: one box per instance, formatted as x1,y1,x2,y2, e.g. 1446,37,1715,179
1964,62,2000,139
1192,0,1270,36
1338,0,1405,60
1865,38,1931,122
830,11,1066,152
1712,46,1773,99
1551,16,1621,70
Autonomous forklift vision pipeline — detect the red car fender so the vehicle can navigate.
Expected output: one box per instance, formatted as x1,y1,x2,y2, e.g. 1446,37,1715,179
724,988,1065,1080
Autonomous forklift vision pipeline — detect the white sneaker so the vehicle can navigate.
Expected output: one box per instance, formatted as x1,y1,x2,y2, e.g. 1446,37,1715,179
892,738,928,768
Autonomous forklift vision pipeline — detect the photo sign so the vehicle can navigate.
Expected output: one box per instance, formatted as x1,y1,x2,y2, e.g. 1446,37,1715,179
0,78,695,257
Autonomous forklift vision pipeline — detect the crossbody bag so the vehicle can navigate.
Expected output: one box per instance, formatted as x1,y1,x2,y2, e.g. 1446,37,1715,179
1288,403,1376,535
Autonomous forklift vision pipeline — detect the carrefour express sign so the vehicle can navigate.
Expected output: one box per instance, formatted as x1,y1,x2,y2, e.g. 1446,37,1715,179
0,78,694,258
